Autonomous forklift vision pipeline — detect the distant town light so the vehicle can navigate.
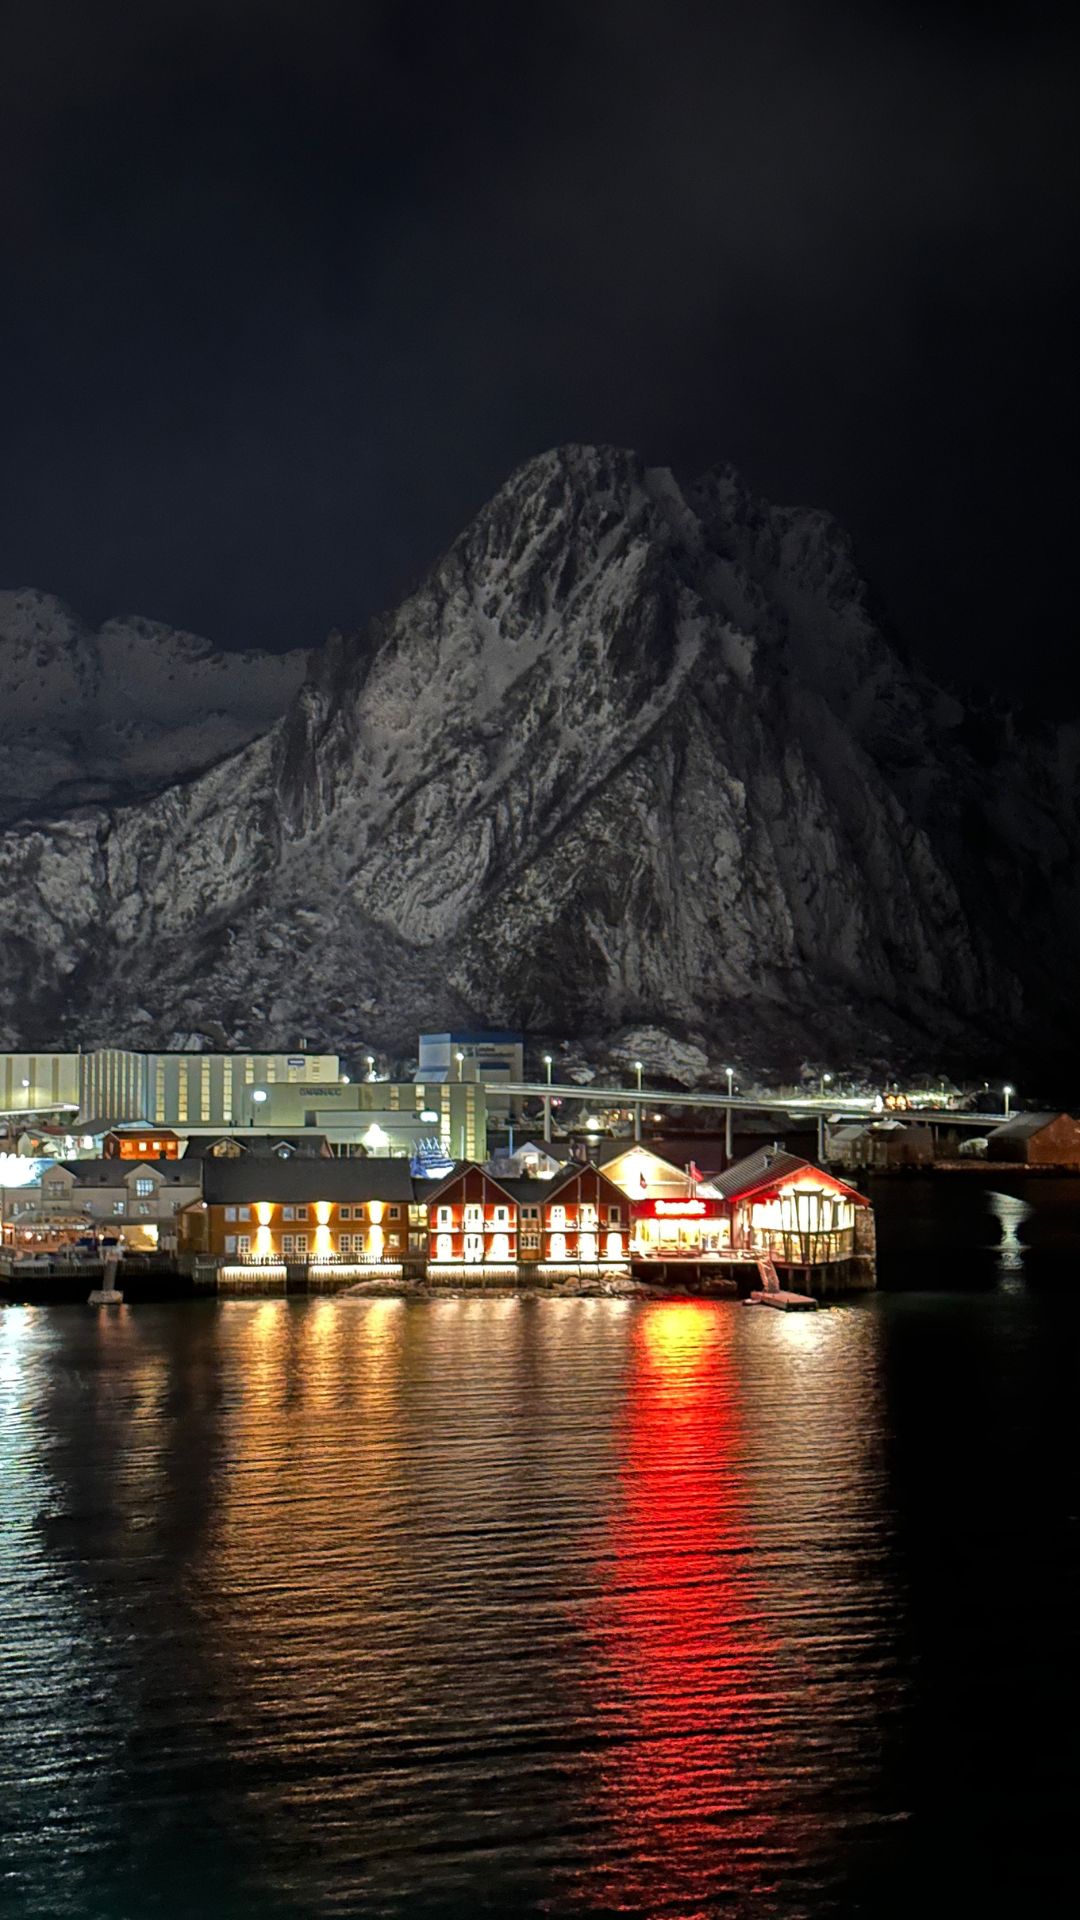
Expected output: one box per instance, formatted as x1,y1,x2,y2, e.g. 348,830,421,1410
420,1109,439,1123
341,1074,350,1085
251,1089,268,1104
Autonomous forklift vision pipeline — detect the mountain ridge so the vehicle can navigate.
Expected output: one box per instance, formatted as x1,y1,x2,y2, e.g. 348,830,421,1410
0,444,1074,1078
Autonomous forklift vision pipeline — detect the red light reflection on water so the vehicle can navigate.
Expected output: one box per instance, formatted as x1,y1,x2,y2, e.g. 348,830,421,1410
570,1300,780,1916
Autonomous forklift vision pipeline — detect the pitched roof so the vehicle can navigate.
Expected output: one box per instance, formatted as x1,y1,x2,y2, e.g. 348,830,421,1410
48,1158,200,1187
199,1156,422,1205
705,1147,868,1205
180,1133,331,1159
987,1111,1074,1141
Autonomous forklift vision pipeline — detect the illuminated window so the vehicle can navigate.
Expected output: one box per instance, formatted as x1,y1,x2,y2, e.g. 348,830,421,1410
134,1177,154,1196
225,1206,237,1222
388,1233,400,1248
522,1232,540,1250
237,1206,250,1222
550,1204,566,1229
237,1234,250,1255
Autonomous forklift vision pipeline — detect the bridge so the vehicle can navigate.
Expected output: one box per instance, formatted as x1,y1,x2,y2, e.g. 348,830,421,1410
498,1080,1012,1156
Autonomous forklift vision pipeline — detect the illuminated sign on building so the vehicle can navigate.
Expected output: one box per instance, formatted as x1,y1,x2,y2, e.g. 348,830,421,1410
637,1197,723,1220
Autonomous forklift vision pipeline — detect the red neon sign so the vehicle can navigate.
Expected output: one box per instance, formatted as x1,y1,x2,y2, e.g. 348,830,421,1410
636,1198,723,1220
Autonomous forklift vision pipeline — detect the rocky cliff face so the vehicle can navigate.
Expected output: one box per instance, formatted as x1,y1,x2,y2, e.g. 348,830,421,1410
0,590,308,824
0,447,1076,1073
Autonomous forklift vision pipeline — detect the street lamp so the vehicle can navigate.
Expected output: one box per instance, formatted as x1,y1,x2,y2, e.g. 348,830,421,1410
543,1053,553,1085
725,1066,734,1098
821,1072,832,1098
250,1087,267,1128
1003,1083,1014,1118
634,1060,643,1091
455,1050,465,1083
366,1055,376,1081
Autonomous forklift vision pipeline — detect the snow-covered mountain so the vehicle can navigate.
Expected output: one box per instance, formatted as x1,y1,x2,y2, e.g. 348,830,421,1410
0,590,308,823
0,446,1077,1074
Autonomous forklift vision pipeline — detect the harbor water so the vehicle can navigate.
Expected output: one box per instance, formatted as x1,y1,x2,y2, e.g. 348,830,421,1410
0,1179,1076,1918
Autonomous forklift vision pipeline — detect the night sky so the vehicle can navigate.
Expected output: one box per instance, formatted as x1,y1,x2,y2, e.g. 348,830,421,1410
2,0,1077,707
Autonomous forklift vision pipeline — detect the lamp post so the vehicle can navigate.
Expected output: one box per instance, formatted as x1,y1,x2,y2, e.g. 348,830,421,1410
455,1050,465,1083
366,1055,375,1082
543,1054,552,1085
250,1087,267,1129
542,1054,553,1144
1003,1083,1014,1119
633,1061,643,1143
820,1071,832,1098
724,1066,734,1163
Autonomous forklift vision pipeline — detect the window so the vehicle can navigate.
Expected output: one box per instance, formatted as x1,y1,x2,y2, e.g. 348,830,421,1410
522,1232,540,1250
113,1201,125,1214
224,1235,236,1254
237,1206,250,1221
295,1206,308,1221
388,1233,400,1249
283,1206,295,1221
492,1205,509,1226
283,1233,308,1255
550,1204,566,1229
225,1206,237,1222
522,1205,539,1220
436,1205,453,1228
237,1234,251,1255
607,1205,622,1224
388,1205,400,1220
340,1205,351,1220
134,1177,154,1196
464,1203,483,1229
136,1204,150,1217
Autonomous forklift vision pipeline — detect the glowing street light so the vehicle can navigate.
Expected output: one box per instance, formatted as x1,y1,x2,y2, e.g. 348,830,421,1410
634,1060,643,1091
366,1055,376,1081
543,1053,553,1085
725,1065,734,1098
455,1050,465,1082
820,1072,832,1098
1003,1083,1015,1118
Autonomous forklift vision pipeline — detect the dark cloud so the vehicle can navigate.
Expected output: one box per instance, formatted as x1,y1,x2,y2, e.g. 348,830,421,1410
1,0,1077,705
